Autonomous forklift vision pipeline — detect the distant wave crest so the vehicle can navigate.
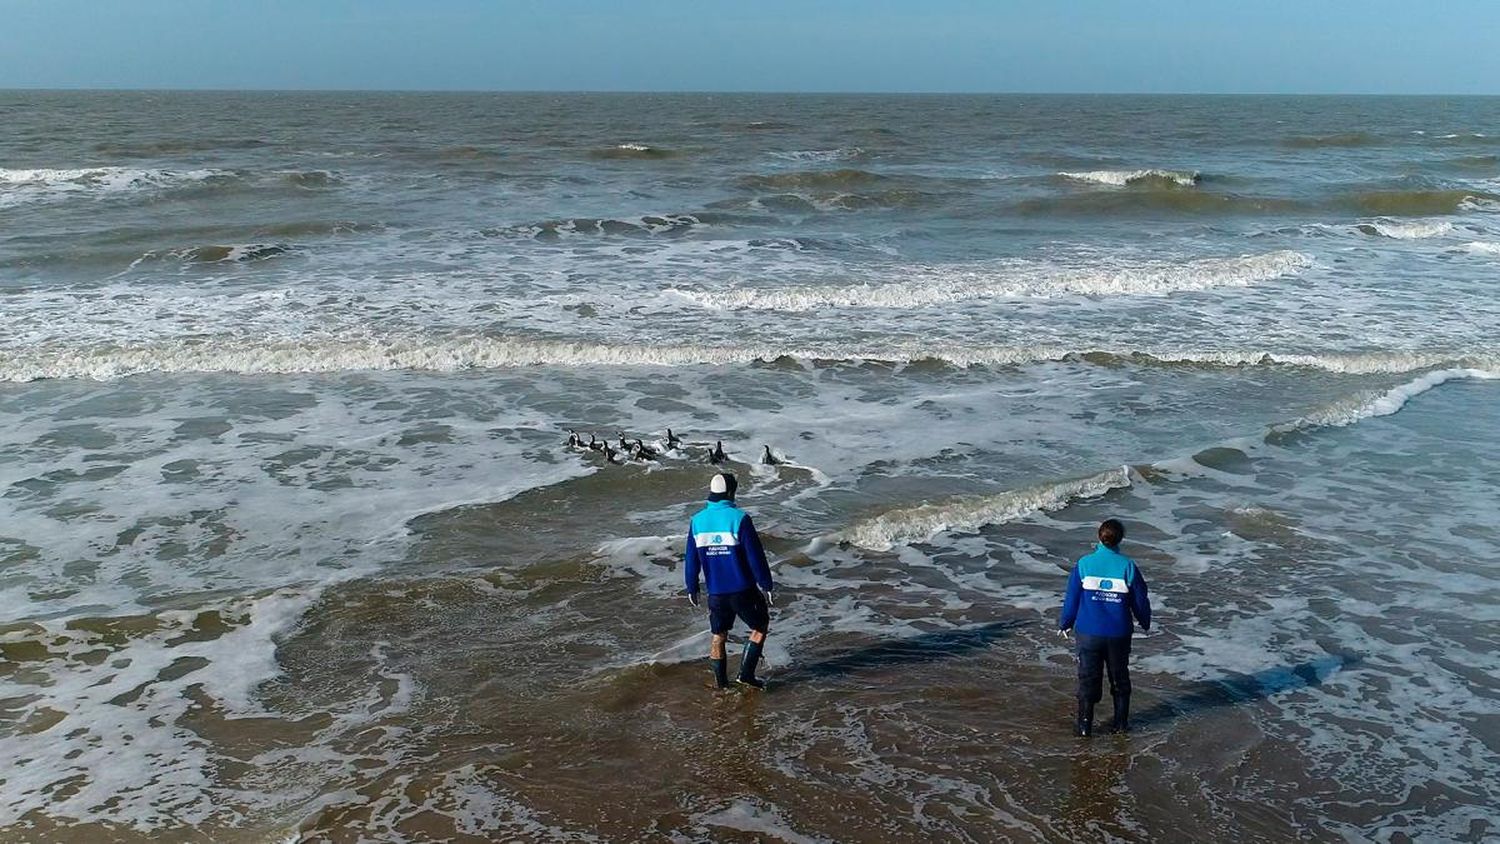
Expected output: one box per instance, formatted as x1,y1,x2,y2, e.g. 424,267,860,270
1059,169,1200,188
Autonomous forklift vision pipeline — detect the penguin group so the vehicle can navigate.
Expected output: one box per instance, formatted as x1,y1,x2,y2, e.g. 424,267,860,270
565,428,789,469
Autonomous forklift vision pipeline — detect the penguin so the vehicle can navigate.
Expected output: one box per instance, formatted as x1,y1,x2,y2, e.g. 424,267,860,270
709,441,727,464
567,430,581,448
588,434,603,452
761,445,784,466
617,432,630,451
633,438,659,460
665,428,683,450
604,444,625,465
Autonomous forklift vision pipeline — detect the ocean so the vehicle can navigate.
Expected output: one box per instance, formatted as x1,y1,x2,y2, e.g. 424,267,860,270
1,91,1497,842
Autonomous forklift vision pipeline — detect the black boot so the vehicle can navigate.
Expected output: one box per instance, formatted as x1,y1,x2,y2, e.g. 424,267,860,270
1111,694,1130,733
736,640,766,690
710,657,729,689
1075,701,1094,737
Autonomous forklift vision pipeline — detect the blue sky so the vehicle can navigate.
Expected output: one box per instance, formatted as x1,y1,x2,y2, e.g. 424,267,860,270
3,0,1496,93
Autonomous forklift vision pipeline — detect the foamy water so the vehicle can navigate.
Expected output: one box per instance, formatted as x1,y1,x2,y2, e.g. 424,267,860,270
2,91,1498,841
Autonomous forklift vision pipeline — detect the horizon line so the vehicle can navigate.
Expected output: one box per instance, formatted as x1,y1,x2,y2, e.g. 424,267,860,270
3,86,1498,98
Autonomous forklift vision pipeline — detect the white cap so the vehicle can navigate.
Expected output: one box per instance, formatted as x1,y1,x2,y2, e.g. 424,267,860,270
709,474,729,494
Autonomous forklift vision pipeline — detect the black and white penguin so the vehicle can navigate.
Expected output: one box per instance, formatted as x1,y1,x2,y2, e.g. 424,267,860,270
761,445,784,466
709,441,727,464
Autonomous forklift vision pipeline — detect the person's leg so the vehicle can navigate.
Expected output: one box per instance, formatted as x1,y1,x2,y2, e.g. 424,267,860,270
1104,635,1133,732
735,590,771,689
706,594,732,689
1075,633,1106,736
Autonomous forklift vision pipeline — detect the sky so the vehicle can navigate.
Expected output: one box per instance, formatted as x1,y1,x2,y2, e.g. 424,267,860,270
2,0,1497,94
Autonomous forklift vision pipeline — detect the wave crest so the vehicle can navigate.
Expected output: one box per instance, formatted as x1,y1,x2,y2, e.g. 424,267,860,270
0,167,232,208
1059,169,1200,188
486,213,709,240
1356,219,1455,239
0,334,1484,382
590,143,678,160
669,250,1311,311
830,467,1133,551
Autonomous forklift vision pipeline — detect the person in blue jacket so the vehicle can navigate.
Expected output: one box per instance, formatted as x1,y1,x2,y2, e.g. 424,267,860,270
1058,518,1151,736
684,472,776,690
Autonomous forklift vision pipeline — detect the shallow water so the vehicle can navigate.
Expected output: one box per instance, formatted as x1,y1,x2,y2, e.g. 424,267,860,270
1,92,1497,842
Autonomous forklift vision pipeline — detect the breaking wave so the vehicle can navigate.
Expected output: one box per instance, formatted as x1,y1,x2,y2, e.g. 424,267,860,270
1058,169,1200,188
0,167,233,208
1280,368,1500,431
669,250,1311,311
0,334,1487,382
1355,219,1455,239
824,366,1500,551
128,243,298,265
829,467,1134,551
1464,241,1500,256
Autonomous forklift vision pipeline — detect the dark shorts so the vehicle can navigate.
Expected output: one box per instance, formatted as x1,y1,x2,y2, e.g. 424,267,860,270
708,588,769,635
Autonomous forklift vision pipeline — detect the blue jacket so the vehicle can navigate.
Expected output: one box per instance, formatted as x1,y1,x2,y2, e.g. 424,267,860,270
1059,543,1151,638
684,500,774,596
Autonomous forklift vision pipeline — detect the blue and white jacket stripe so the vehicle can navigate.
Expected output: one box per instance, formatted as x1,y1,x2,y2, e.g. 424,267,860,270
1059,543,1151,638
684,500,774,596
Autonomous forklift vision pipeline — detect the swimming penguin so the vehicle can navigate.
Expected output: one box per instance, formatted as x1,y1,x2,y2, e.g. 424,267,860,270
567,430,581,448
709,441,727,464
604,444,625,465
617,432,630,451
665,428,683,450
588,434,603,452
761,445,784,466
633,439,659,460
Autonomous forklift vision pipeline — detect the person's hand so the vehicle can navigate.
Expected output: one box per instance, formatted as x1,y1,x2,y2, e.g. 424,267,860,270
763,589,775,607
687,591,699,608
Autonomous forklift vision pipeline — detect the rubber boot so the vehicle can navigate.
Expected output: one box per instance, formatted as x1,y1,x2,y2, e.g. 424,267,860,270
1075,701,1094,737
710,657,729,689
1111,694,1130,733
736,640,766,690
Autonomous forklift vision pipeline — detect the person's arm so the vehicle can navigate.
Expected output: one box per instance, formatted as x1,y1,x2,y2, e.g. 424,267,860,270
1059,566,1082,630
739,516,775,592
684,530,702,596
1130,567,1151,631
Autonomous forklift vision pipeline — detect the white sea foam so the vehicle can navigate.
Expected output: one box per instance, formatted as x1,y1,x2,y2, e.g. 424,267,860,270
1359,219,1455,239
1464,241,1500,256
827,466,1133,552
0,587,333,828
0,334,1485,382
669,250,1311,311
1058,168,1200,187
